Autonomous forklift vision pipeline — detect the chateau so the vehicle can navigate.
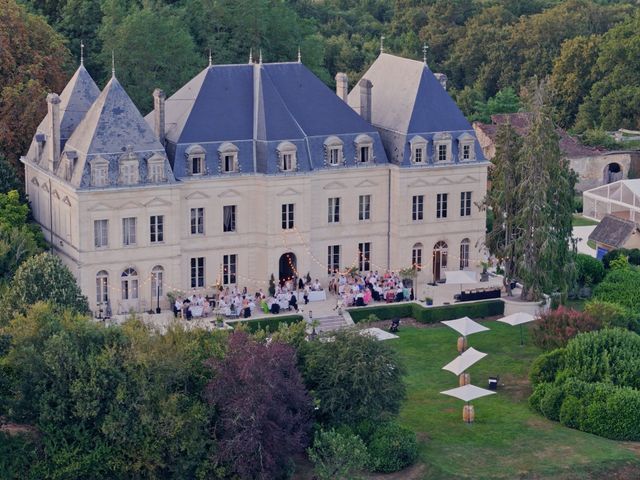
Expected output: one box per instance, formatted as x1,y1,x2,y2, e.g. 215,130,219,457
22,52,488,314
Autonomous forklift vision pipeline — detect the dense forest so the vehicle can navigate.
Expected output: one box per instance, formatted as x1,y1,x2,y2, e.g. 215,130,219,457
2,0,640,177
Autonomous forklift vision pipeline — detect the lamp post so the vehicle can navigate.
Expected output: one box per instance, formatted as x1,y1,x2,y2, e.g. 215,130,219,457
155,278,161,314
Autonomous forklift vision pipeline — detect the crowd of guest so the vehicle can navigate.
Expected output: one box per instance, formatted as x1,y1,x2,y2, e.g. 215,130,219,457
172,271,412,321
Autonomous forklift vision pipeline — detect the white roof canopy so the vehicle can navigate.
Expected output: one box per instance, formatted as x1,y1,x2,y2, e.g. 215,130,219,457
445,270,478,284
497,312,536,326
440,384,496,402
442,347,487,376
442,317,490,337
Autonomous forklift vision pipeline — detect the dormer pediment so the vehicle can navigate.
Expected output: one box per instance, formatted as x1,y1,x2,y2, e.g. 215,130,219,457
433,132,452,141
409,135,427,145
458,132,475,141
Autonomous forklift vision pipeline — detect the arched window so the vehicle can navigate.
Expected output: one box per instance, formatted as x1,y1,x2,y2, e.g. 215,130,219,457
277,141,297,172
412,243,423,271
186,144,206,175
151,265,164,299
324,136,344,166
354,134,374,163
96,270,109,304
121,267,139,300
218,142,239,173
460,238,470,269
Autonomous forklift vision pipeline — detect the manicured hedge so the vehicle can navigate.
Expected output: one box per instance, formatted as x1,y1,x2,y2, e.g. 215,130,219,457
348,300,504,324
234,315,303,333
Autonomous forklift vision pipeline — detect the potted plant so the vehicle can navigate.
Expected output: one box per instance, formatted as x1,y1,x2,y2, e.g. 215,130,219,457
425,297,433,306
480,261,490,282
268,274,276,297
399,266,417,288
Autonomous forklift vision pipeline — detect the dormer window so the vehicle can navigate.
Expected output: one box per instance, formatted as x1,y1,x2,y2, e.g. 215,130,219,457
409,135,428,164
218,142,239,173
90,157,109,187
186,144,207,176
354,134,374,163
458,133,476,162
118,150,139,185
433,132,452,163
57,151,76,181
324,136,344,166
277,141,297,172
147,153,166,183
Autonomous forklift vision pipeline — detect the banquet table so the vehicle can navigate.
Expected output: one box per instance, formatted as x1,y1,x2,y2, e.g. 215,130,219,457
308,290,327,302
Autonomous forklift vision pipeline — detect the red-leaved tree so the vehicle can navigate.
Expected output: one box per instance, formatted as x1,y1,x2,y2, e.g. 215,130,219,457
531,306,601,350
204,332,313,479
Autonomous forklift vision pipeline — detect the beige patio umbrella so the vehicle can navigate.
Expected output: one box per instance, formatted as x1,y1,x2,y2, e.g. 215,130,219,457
442,347,487,376
442,317,490,352
497,312,536,345
440,384,496,423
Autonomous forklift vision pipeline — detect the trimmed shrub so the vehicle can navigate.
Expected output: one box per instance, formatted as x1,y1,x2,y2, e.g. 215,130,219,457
367,422,418,473
575,253,605,287
602,248,640,269
538,384,564,421
531,307,600,350
348,300,504,324
530,348,566,386
235,315,303,333
559,395,582,429
563,328,640,388
584,300,640,332
593,267,640,311
581,386,640,441
529,383,550,413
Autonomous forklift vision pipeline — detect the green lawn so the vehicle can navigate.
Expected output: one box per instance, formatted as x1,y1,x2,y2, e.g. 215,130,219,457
391,322,640,479
573,214,599,227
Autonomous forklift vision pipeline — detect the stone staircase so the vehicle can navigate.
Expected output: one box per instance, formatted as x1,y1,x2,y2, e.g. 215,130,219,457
314,315,351,333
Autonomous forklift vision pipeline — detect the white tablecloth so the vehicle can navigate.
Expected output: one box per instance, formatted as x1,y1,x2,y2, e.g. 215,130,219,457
190,306,203,317
308,290,326,302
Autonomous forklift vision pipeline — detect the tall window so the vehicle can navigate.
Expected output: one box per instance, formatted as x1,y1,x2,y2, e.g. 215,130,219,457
92,163,108,187
463,144,471,160
282,153,294,172
219,142,238,172
359,195,371,221
190,207,204,235
460,239,470,269
96,270,109,303
359,146,370,163
121,268,138,300
150,215,164,243
412,195,424,221
355,134,373,163
327,245,340,274
277,142,297,172
329,147,341,165
358,242,371,272
191,156,204,175
151,265,164,298
223,155,235,173
120,162,138,185
412,243,423,271
149,162,164,182
223,254,237,284
94,219,108,248
438,144,447,162
190,257,204,288
328,197,340,223
122,217,136,246
460,191,472,217
281,203,294,229
436,193,448,219
414,147,423,163
223,205,236,232
325,136,343,166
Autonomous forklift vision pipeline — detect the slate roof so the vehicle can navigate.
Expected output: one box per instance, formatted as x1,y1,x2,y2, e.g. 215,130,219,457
66,75,164,156
26,64,101,164
148,62,387,177
588,214,640,248
347,53,485,167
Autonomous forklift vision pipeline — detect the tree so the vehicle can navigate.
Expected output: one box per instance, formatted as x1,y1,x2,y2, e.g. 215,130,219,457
517,81,576,300
0,155,23,195
308,428,369,480
204,332,313,480
0,0,70,174
5,252,89,317
471,87,521,123
301,330,406,426
483,120,522,295
99,6,201,112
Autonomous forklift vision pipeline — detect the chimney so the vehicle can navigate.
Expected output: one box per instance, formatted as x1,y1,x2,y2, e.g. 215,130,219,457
153,88,166,145
335,72,348,102
434,73,448,91
46,93,61,171
359,78,373,123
